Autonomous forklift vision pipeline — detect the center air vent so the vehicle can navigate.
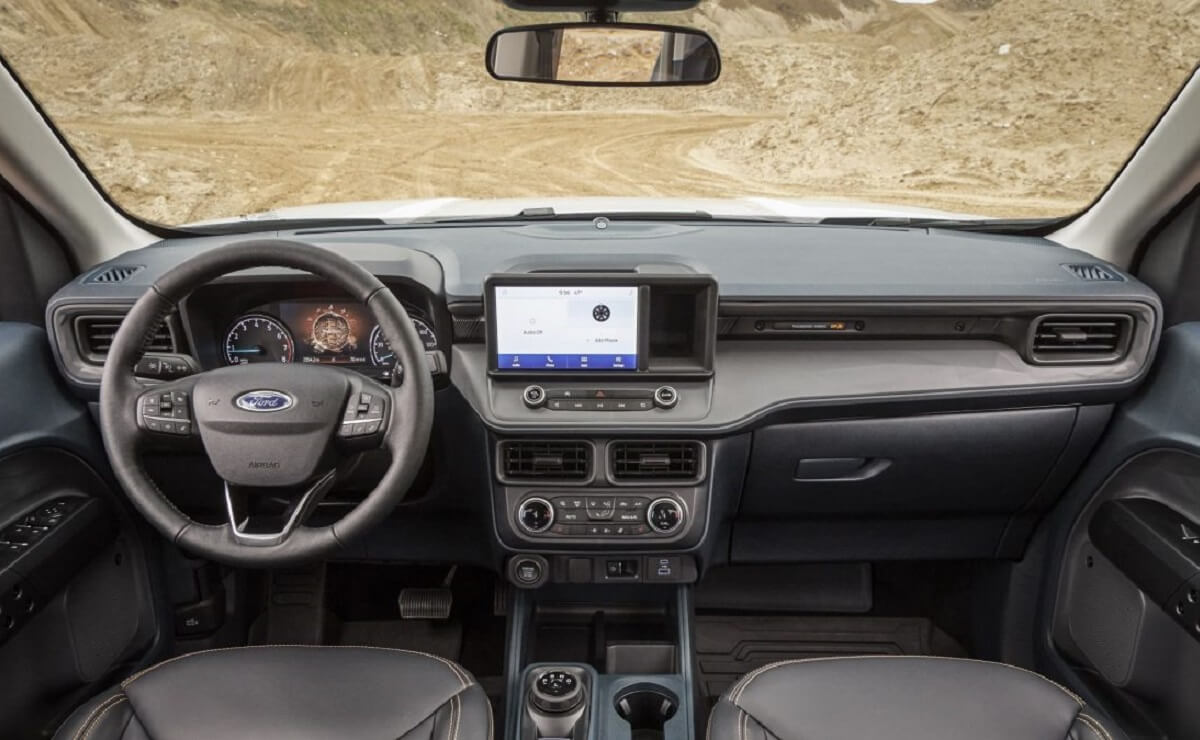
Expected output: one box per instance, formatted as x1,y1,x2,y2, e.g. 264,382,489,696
499,440,593,482
1029,314,1132,364
76,314,176,362
609,440,704,482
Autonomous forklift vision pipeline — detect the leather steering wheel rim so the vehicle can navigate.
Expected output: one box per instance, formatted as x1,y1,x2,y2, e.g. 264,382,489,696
99,239,435,567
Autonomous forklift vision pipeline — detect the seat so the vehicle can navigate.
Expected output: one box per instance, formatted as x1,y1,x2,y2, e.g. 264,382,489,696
54,645,492,740
708,656,1124,740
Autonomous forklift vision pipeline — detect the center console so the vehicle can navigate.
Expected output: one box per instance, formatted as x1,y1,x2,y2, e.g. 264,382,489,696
485,273,719,589
507,587,697,740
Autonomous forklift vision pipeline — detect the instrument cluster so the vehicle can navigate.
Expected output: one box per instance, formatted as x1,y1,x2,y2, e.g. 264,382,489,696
222,299,438,379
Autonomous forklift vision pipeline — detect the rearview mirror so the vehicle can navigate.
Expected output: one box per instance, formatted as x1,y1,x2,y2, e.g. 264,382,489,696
486,23,720,86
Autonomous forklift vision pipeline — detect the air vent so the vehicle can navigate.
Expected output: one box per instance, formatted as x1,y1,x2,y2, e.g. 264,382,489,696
1029,314,1132,364
76,314,176,362
609,440,704,482
453,316,486,342
499,440,592,482
86,265,144,283
1063,263,1123,282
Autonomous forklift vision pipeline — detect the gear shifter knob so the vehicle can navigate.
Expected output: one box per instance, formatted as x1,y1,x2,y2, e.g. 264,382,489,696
531,669,584,714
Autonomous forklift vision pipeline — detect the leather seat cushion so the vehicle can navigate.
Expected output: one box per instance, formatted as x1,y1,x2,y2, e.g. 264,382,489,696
55,645,492,740
708,656,1123,740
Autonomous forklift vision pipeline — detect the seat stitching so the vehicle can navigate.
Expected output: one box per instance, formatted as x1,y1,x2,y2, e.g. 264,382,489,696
1077,713,1115,740
399,682,478,740
451,694,462,740
121,644,470,690
486,688,494,740
728,654,1083,707
739,706,748,740
81,696,127,740
72,694,123,740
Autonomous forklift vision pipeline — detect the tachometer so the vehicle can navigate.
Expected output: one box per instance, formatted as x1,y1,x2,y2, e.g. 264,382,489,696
224,314,294,365
369,317,437,367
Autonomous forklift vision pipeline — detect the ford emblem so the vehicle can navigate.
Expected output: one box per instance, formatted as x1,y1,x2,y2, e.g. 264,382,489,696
235,390,294,413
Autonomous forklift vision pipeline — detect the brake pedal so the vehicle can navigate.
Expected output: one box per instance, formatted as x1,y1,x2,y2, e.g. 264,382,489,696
398,588,453,620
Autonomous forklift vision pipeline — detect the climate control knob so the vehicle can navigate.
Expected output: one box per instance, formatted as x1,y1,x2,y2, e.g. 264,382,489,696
647,498,684,534
517,498,554,534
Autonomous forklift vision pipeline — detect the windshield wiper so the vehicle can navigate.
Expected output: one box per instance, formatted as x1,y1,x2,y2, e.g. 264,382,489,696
817,215,1057,233
175,217,387,236
418,208,806,225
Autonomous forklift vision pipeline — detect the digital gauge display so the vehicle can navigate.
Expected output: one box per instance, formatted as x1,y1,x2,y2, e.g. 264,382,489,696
222,300,438,376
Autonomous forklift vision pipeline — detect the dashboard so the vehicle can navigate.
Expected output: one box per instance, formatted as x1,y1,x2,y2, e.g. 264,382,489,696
42,220,1165,578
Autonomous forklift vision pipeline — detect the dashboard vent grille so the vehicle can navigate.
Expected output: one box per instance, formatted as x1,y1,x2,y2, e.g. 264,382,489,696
76,314,176,361
500,440,592,481
610,440,703,481
452,316,486,342
1030,314,1132,364
86,264,144,284
1063,263,1123,282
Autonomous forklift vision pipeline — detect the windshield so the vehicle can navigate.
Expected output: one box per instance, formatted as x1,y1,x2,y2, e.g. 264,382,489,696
0,0,1196,226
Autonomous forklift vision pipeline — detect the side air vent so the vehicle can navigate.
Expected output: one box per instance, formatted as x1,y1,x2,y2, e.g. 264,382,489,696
499,440,593,483
1063,263,1123,282
1029,314,1133,364
609,440,704,482
76,314,176,362
86,264,144,284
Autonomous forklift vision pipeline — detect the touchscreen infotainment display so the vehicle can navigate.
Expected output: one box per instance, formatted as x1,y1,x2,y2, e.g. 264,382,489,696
493,285,639,371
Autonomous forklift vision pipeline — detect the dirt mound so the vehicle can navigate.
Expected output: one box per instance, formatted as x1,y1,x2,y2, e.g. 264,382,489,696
697,0,1200,214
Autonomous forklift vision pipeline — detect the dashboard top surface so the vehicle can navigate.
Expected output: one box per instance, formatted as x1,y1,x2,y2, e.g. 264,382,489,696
58,222,1156,305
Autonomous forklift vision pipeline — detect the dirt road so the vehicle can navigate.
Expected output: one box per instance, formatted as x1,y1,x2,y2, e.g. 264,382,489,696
65,110,1084,224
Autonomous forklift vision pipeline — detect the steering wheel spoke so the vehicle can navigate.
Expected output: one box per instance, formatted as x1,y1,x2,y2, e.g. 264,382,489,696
136,378,199,442
336,374,392,450
224,469,338,547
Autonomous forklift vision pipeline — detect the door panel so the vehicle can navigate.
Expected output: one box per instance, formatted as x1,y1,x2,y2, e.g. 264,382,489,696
1045,324,1200,740
0,322,160,738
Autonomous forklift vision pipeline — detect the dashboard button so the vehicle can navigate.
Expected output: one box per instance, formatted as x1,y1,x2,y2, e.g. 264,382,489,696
647,498,685,534
522,385,547,408
517,498,554,534
653,386,678,409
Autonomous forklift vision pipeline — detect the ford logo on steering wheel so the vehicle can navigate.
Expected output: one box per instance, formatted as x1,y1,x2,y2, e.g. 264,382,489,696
234,390,294,412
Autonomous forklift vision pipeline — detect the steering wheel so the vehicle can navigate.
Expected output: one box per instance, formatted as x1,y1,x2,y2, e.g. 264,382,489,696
99,240,435,567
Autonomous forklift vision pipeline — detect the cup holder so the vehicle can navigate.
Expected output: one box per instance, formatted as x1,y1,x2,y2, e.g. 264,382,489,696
614,684,678,740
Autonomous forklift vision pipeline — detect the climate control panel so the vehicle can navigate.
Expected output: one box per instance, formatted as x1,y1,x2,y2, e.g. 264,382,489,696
515,494,687,538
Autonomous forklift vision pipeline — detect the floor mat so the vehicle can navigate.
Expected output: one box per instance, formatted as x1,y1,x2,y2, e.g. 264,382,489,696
694,615,966,704
336,619,463,658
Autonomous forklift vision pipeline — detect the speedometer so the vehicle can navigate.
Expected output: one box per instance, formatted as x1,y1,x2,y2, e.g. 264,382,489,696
224,314,294,365
369,317,437,367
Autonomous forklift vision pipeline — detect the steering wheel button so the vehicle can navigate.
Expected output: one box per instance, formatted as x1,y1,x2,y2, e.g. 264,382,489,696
368,398,385,415
363,421,381,434
360,392,372,404
338,423,354,437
